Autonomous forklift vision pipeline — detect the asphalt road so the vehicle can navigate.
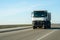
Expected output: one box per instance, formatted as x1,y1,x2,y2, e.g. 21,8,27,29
0,25,60,40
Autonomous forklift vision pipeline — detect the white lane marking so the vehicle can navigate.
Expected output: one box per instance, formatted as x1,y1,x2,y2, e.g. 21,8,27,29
37,30,57,40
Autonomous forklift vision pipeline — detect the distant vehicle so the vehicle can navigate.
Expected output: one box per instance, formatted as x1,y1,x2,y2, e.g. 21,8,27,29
32,10,51,29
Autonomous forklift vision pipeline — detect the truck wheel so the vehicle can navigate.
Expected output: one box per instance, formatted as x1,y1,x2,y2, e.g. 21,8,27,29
47,25,51,29
39,26,42,28
44,25,47,29
44,21,51,29
39,27,41,28
47,21,51,29
33,26,37,29
44,22,47,29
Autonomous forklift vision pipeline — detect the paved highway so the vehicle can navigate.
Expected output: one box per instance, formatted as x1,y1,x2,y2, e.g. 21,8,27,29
0,25,60,40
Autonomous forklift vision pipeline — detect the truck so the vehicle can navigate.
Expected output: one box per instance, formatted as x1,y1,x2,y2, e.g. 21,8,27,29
32,10,51,29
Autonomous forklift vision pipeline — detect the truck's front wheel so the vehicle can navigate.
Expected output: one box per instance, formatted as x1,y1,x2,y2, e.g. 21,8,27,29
44,21,51,29
47,21,51,29
33,26,37,29
44,25,47,29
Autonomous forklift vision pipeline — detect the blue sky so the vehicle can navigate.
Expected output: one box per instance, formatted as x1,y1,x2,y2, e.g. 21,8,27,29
0,0,60,25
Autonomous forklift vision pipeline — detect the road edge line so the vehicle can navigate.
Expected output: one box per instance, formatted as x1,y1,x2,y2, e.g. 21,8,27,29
37,30,57,40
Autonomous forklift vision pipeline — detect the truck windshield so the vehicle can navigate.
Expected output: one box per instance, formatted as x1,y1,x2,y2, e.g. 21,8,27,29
34,11,47,17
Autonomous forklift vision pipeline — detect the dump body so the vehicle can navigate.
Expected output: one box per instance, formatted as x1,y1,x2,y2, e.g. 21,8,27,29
32,10,51,29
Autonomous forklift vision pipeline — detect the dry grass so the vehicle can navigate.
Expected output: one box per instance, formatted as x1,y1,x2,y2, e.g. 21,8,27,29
0,24,32,29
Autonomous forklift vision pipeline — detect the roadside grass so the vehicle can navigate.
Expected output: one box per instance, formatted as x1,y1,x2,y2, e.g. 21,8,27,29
0,24,32,29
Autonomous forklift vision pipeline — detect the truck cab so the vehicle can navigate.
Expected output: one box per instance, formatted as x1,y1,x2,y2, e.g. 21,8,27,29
32,10,51,29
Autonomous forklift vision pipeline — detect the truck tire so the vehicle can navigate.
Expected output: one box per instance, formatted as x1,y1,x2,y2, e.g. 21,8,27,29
44,25,47,29
44,21,47,29
33,26,37,29
44,21,51,29
47,21,51,29
39,26,42,28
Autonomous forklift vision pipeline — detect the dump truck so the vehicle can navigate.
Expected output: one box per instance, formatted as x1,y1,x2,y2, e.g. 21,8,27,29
32,10,51,29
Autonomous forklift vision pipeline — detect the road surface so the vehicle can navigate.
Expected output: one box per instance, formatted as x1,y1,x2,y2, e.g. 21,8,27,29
0,24,60,40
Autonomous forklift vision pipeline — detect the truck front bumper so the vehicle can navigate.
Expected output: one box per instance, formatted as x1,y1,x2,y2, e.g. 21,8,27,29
32,21,46,27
